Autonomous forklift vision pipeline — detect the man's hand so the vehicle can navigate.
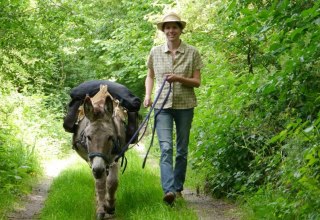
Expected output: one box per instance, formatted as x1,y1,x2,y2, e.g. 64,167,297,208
165,73,180,83
143,97,153,108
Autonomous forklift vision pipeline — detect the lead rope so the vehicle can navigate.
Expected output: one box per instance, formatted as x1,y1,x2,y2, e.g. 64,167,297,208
142,81,172,168
115,77,171,171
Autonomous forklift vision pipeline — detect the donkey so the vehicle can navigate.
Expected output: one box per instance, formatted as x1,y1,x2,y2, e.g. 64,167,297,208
72,85,127,219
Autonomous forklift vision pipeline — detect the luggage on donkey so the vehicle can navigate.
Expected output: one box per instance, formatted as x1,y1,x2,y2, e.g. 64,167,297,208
63,80,141,144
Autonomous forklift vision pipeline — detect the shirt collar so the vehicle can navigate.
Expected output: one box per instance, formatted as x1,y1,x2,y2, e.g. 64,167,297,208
163,41,186,54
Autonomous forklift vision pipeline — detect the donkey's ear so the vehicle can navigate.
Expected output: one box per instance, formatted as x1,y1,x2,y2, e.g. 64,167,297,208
84,95,95,121
104,96,113,114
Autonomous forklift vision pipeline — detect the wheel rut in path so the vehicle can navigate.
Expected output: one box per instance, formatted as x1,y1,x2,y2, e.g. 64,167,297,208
182,189,240,220
6,177,52,220
6,155,78,220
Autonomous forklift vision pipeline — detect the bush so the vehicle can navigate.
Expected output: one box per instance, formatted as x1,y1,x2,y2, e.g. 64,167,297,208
0,90,70,215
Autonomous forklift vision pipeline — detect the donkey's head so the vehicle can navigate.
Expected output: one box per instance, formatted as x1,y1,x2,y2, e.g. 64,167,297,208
83,95,117,179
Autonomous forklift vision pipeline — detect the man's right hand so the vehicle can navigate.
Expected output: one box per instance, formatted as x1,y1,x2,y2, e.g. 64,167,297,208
143,97,153,108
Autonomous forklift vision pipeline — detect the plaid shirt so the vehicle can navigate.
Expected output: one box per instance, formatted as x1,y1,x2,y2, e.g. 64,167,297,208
147,41,204,109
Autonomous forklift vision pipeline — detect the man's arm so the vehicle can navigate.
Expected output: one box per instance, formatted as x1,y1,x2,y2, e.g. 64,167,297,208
144,68,155,107
165,69,201,88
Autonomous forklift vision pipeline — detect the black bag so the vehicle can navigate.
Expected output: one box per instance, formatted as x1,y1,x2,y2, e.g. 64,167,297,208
70,80,141,112
63,80,141,133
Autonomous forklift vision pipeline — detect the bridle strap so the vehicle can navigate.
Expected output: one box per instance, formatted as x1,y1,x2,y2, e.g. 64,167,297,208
88,152,110,164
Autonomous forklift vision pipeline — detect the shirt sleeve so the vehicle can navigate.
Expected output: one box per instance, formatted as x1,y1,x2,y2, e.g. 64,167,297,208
147,48,154,69
193,49,204,70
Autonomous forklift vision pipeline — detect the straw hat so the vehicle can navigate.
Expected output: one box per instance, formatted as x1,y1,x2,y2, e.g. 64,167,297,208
157,12,186,31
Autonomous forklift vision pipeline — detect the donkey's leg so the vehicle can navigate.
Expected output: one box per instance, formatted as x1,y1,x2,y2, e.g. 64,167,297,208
95,172,107,218
106,162,119,214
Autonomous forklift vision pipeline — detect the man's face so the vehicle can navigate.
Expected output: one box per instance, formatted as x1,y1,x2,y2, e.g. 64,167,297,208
163,22,182,42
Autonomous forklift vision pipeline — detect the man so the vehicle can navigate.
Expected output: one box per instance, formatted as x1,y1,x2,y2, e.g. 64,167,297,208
144,12,203,205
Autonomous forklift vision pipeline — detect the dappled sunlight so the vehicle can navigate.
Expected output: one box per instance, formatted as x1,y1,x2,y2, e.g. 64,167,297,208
134,143,145,153
42,154,84,178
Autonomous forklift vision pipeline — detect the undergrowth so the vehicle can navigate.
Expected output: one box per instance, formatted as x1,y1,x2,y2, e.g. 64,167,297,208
0,90,70,218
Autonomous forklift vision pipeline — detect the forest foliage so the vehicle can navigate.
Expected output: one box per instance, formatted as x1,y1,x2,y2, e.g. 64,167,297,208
1,0,319,219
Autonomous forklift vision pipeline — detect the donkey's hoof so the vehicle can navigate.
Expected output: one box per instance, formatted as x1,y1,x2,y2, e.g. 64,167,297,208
106,207,115,215
96,212,105,220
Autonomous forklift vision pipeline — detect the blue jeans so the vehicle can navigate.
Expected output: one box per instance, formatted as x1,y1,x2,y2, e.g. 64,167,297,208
154,108,194,194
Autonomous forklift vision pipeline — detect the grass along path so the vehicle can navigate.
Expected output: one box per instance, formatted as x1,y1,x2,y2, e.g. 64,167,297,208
39,150,198,220
7,145,241,220
6,155,79,220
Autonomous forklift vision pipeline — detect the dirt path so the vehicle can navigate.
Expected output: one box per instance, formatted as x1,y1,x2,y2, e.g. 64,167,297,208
6,178,52,220
6,151,241,220
6,155,79,220
7,180,240,220
182,189,240,220
136,144,242,220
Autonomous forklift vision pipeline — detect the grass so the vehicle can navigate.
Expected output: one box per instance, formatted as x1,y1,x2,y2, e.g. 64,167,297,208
40,150,199,220
39,160,96,220
0,143,41,219
0,176,38,220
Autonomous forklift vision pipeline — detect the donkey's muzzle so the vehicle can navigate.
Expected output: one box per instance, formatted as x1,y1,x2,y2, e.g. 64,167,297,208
92,167,105,179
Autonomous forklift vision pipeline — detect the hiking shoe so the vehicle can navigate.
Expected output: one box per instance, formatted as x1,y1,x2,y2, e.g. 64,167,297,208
163,192,175,205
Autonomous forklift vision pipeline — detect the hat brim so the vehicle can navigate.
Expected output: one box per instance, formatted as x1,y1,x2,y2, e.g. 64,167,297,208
157,21,186,31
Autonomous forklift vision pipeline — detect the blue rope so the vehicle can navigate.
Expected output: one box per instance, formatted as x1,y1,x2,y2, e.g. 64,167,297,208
142,81,172,168
115,76,171,164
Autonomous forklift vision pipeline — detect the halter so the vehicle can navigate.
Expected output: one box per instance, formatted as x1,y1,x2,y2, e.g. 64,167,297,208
80,85,125,167
88,152,110,163
87,137,121,164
